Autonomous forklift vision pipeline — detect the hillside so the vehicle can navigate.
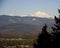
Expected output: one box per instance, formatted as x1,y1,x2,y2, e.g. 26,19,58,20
0,15,54,37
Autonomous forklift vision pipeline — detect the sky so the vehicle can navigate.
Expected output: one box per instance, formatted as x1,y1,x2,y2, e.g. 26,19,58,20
0,0,60,17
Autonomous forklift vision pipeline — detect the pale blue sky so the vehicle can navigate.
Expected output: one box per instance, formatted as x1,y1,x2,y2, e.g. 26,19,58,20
0,0,60,16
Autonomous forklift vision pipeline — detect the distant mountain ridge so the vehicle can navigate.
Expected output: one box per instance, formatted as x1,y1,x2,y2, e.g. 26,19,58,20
0,15,54,26
0,15,54,37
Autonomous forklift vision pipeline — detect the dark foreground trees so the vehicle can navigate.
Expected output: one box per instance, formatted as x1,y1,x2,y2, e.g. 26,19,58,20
33,24,53,48
51,9,60,48
33,9,60,48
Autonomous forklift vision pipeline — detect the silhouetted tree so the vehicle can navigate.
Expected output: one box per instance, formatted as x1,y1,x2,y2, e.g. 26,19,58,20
52,9,60,33
52,9,60,48
33,24,52,48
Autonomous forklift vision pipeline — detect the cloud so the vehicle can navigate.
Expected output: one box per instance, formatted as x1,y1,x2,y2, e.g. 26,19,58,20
30,11,54,19
19,14,28,17
7,14,18,16
30,11,49,18
7,14,28,17
7,11,54,19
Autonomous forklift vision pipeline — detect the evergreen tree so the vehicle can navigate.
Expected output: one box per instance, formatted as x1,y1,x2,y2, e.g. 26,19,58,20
33,24,52,48
52,9,60,48
52,9,60,33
